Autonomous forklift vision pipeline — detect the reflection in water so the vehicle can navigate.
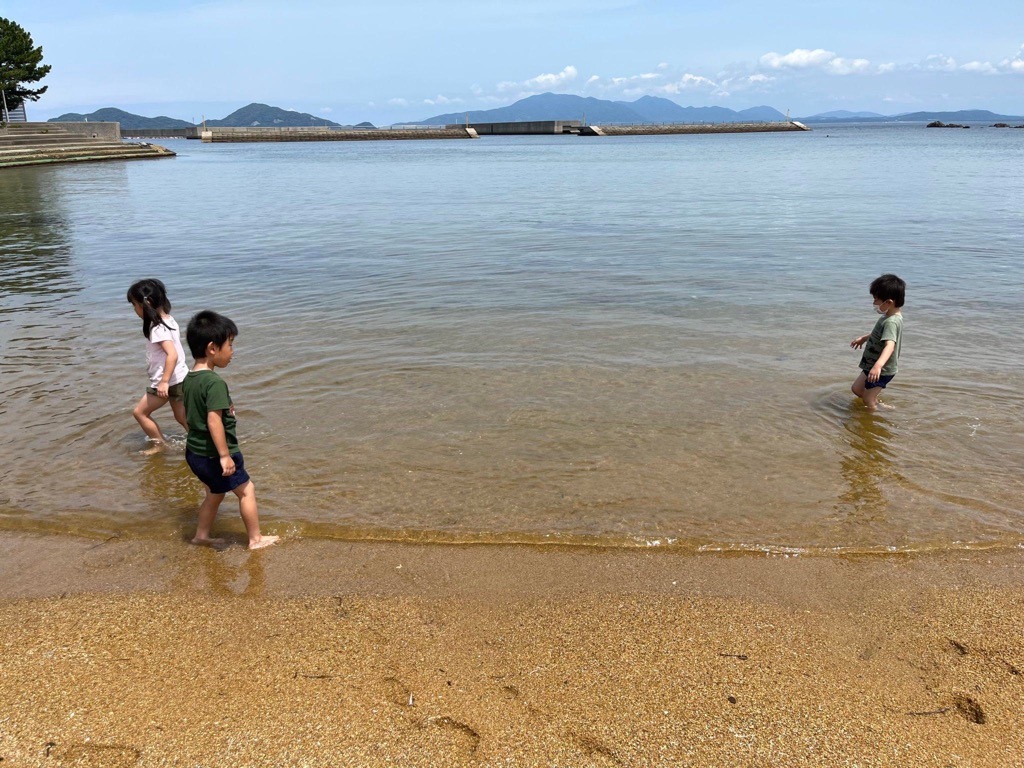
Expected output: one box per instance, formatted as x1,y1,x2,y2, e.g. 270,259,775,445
0,168,77,311
836,408,898,525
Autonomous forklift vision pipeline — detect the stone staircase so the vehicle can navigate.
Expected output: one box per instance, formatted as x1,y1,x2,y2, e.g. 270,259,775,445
0,122,175,167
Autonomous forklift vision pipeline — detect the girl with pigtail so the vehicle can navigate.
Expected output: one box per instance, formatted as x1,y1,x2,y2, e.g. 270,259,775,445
126,279,189,451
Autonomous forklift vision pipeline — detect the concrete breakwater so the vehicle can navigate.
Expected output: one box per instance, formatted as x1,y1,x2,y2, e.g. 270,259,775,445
201,126,479,142
582,121,810,136
446,120,809,136
0,122,175,168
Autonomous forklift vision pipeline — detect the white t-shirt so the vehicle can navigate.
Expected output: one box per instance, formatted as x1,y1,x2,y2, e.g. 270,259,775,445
146,315,190,388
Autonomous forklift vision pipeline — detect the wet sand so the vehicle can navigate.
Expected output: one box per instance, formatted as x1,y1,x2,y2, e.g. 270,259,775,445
2,534,1023,766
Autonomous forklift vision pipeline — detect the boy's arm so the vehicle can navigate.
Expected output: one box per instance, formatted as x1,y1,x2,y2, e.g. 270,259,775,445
867,341,895,382
156,340,178,398
850,333,870,349
207,410,236,476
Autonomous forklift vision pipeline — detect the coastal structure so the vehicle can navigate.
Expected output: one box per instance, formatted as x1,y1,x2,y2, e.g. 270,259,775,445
118,120,811,144
0,122,174,168
581,121,810,136
2,102,28,122
446,120,810,136
200,125,479,142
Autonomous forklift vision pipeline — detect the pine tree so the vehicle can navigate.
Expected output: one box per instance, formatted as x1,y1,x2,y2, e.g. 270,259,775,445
0,18,51,119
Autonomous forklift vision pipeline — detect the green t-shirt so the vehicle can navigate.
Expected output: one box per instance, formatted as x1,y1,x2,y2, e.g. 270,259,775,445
183,369,239,457
859,313,903,376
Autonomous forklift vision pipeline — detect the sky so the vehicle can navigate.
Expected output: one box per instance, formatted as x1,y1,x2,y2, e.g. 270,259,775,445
6,0,1024,124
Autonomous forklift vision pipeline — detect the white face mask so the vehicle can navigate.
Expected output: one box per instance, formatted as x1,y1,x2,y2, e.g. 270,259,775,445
875,305,887,314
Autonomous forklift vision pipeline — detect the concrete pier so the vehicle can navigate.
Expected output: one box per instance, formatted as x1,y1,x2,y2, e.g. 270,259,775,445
581,121,810,136
0,123,175,168
447,120,583,135
200,126,478,142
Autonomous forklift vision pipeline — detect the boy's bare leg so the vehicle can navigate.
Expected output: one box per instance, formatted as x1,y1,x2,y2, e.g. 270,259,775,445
233,481,279,550
192,489,226,546
133,393,168,450
850,371,868,400
861,385,893,411
170,400,188,432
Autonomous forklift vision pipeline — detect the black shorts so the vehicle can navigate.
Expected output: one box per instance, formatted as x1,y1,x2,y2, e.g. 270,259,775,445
185,449,250,494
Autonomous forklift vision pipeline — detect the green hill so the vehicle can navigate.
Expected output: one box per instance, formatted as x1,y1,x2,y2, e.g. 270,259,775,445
48,108,193,129
205,103,339,127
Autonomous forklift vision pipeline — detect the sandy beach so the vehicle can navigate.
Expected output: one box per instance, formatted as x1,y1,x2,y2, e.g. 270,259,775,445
1,534,1022,767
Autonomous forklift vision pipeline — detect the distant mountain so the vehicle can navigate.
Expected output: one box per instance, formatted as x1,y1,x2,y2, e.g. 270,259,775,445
893,109,1024,122
416,93,643,125
803,110,886,120
416,93,788,126
618,96,786,124
206,103,339,127
48,108,193,130
799,108,1024,124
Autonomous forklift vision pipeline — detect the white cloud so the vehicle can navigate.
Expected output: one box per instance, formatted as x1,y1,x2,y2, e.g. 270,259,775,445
610,72,661,86
586,75,600,85
747,74,772,84
522,65,578,90
656,73,717,94
423,94,462,106
962,61,997,74
999,45,1024,72
760,48,836,69
877,63,896,74
760,48,872,76
320,106,333,113
923,54,957,72
657,62,669,70
387,98,408,107
827,57,871,75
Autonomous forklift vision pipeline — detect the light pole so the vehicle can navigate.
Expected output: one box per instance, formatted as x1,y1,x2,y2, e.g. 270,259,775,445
1,88,9,123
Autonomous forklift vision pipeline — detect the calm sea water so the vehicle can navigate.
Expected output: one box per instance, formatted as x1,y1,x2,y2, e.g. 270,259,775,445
1,123,1022,553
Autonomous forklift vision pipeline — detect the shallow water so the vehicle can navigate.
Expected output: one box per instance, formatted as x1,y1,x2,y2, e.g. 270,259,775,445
1,123,1022,552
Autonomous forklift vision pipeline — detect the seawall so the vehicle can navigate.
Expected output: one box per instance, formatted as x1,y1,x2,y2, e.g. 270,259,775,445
121,127,201,140
582,122,810,136
201,126,479,142
0,122,175,168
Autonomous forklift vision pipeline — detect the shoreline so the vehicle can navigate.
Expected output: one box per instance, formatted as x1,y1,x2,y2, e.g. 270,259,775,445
2,533,1023,765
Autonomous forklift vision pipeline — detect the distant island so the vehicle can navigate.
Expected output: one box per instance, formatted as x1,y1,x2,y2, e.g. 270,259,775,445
797,109,1024,124
49,103,341,129
415,93,787,125
48,96,1024,130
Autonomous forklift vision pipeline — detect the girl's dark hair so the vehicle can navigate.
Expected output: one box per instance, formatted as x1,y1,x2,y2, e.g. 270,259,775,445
127,279,173,338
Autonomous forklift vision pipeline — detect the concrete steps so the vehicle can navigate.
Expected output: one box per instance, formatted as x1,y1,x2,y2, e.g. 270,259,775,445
0,123,175,167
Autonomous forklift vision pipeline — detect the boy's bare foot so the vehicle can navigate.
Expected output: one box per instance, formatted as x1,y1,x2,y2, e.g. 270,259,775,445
140,441,166,456
191,536,227,549
248,535,280,551
876,402,896,410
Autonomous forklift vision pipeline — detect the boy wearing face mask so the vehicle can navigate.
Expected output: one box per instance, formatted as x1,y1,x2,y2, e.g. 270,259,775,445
849,273,906,411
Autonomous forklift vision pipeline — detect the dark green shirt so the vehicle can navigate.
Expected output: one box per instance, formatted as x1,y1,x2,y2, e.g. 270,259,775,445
183,369,239,457
859,313,903,376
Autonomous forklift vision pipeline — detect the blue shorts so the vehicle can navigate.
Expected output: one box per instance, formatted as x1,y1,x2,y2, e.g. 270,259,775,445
185,449,251,494
863,372,895,390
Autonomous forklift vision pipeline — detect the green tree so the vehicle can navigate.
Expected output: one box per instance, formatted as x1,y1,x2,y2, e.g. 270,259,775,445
0,18,51,119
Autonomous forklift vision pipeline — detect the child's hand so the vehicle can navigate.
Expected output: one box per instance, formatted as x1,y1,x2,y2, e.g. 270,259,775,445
867,365,882,383
220,455,236,476
850,335,867,349
156,382,170,398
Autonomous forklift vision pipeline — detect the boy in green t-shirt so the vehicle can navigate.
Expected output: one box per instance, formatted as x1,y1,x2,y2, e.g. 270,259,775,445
182,310,279,550
850,273,906,411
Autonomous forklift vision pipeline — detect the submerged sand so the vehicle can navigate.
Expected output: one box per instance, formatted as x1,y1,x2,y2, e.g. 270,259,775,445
1,534,1022,766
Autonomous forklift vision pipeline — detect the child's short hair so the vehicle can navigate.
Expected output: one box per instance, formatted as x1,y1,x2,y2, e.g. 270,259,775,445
186,310,239,360
870,273,906,308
